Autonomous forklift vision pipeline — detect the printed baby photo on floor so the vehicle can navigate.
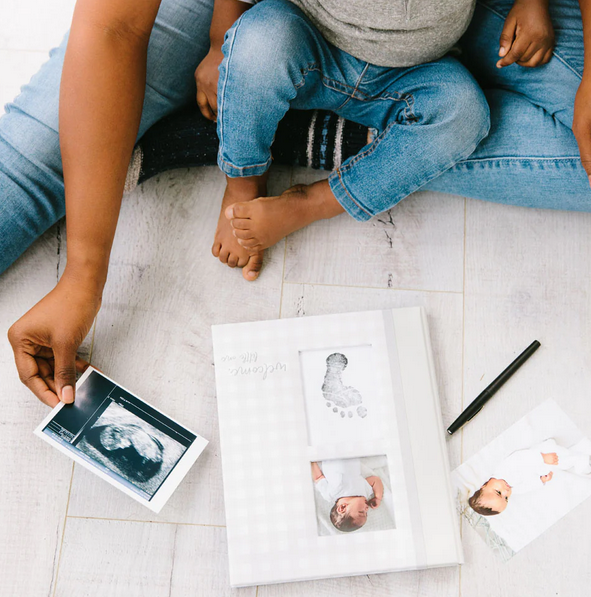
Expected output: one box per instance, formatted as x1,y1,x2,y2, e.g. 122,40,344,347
452,400,591,561
311,455,396,536
299,345,380,445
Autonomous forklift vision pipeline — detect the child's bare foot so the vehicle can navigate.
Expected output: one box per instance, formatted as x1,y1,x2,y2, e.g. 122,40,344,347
212,174,268,281
224,179,345,252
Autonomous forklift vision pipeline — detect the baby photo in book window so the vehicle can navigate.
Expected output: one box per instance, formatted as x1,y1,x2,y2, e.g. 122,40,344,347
310,455,396,536
299,345,383,446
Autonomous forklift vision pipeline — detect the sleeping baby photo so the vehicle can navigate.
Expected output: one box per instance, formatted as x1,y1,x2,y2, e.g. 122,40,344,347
452,400,591,560
310,455,396,536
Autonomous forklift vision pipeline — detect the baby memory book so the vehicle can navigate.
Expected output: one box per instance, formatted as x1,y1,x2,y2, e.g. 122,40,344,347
212,306,462,587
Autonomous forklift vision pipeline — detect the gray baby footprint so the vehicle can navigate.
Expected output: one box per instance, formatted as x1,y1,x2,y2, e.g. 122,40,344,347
321,353,363,411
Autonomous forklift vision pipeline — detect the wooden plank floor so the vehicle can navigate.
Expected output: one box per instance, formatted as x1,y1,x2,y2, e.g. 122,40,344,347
2,7,591,597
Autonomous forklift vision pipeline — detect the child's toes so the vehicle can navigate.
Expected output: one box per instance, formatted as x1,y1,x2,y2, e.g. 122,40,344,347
227,253,239,268
237,238,261,249
229,218,252,231
218,248,230,264
232,228,254,240
237,254,250,268
212,241,222,257
225,202,250,220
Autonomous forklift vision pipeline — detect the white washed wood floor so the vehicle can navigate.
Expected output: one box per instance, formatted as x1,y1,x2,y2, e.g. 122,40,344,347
2,6,591,597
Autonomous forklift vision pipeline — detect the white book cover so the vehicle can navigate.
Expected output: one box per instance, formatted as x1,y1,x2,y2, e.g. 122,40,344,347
212,306,462,587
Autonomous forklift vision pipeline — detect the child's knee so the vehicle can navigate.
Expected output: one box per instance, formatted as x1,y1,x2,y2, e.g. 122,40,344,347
446,68,491,149
222,0,309,83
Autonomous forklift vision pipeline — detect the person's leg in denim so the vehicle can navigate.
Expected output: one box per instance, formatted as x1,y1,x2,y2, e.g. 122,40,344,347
0,0,214,277
425,0,591,210
218,0,490,253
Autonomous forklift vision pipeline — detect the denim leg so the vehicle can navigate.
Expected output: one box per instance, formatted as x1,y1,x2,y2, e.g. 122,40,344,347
424,0,591,210
216,0,364,177
0,0,214,276
329,57,491,220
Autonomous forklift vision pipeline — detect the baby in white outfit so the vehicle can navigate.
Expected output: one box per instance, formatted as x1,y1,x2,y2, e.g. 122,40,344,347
469,439,591,516
311,458,384,532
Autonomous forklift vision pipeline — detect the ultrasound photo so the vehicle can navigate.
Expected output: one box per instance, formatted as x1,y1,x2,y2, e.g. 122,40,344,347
36,368,206,510
77,402,186,497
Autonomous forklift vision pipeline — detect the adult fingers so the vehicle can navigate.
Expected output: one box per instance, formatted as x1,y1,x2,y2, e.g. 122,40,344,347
498,15,517,58
53,341,79,404
497,38,531,68
196,89,216,121
75,355,91,373
13,349,59,407
37,358,57,394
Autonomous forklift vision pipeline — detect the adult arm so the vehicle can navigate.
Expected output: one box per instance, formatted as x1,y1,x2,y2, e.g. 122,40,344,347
8,0,162,407
194,0,252,121
575,0,591,184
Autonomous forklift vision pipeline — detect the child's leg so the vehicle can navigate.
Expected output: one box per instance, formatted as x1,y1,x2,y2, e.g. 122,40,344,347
213,0,363,274
226,56,490,251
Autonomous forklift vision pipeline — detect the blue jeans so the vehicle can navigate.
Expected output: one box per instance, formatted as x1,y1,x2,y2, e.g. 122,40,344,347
426,0,590,209
217,0,491,221
0,0,588,275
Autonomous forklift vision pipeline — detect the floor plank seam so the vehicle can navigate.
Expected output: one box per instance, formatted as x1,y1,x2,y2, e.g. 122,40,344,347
282,280,464,294
458,197,467,597
50,462,76,597
66,515,227,528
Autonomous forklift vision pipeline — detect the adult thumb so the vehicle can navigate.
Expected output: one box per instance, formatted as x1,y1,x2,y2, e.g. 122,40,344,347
54,342,78,404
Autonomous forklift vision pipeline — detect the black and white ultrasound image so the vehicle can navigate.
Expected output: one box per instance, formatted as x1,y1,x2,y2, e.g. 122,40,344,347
77,402,186,496
43,370,195,499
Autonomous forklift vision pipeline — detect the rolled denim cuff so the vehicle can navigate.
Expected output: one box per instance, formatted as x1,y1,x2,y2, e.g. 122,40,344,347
328,169,374,222
217,153,272,177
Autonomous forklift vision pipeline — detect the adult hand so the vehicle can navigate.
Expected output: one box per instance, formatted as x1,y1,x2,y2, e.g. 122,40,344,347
194,47,224,122
573,76,591,186
7,274,99,407
497,0,554,68
542,452,559,465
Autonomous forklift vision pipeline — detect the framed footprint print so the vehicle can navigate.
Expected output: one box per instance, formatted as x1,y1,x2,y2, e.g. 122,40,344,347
212,307,462,587
299,344,381,445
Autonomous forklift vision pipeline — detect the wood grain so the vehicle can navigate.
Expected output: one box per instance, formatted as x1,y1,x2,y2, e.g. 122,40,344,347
67,167,288,525
460,200,591,597
0,226,72,597
283,169,466,292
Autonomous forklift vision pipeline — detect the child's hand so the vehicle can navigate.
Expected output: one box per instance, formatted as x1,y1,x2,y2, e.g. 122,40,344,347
194,47,224,122
496,0,554,68
367,496,381,509
542,452,559,465
541,471,554,484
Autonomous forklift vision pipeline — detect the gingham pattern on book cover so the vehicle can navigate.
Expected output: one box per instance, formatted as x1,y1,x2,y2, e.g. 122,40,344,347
212,309,426,586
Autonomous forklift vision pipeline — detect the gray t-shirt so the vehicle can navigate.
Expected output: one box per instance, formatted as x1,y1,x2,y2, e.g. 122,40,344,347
242,0,476,67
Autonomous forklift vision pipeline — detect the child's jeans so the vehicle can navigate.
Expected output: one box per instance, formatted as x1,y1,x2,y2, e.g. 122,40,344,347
216,0,490,221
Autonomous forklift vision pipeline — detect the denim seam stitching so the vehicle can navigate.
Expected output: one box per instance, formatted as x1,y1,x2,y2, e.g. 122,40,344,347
217,18,243,161
218,155,273,172
333,169,374,218
337,101,418,174
461,156,582,163
296,65,369,100
338,130,487,217
337,62,370,110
